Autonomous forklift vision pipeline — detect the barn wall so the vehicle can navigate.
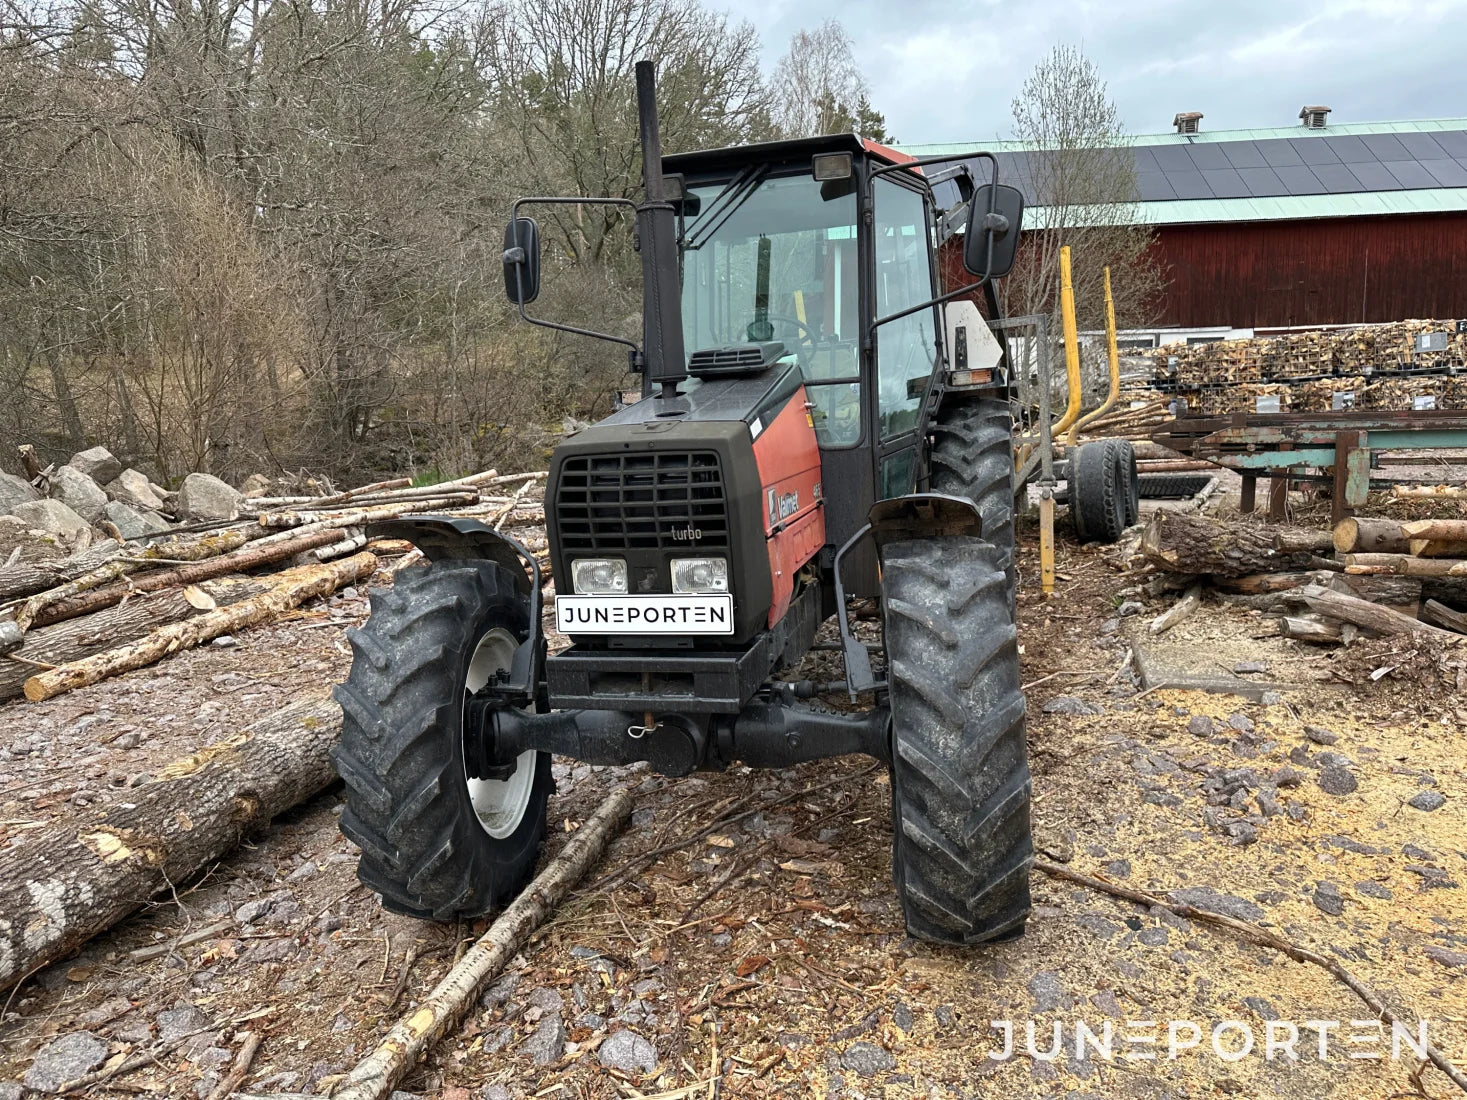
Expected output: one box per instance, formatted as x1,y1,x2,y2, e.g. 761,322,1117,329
1149,212,1467,329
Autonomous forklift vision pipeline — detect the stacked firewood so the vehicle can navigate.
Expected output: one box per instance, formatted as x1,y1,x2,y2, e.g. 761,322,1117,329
0,468,548,703
1131,319,1467,415
1138,512,1467,659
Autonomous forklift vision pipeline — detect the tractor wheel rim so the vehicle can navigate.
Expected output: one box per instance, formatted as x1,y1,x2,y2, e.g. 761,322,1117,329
461,627,536,840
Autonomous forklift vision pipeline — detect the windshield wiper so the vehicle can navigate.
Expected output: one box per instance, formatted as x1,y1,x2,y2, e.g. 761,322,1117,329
679,164,771,252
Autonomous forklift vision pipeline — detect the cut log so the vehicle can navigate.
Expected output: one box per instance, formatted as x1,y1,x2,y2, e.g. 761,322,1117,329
1332,518,1409,555
257,494,477,528
23,552,376,702
1280,615,1343,643
0,694,342,991
331,787,634,1100
29,529,345,629
1392,484,1467,500
1424,600,1467,635
1214,571,1326,594
1149,583,1203,635
1294,585,1462,642
1408,539,1467,559
1344,554,1467,578
1142,512,1332,578
1402,519,1467,542
1,576,265,700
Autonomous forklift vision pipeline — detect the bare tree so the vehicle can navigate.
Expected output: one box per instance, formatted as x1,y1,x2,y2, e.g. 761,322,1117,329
769,19,890,141
1002,44,1163,340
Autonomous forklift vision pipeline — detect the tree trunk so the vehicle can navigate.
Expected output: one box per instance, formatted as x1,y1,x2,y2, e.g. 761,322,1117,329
1,576,265,699
1345,554,1467,578
24,552,376,702
1402,519,1467,543
30,529,343,629
0,528,256,602
1332,518,1409,555
1409,539,1467,559
1142,512,1332,578
1423,600,1467,634
0,695,341,992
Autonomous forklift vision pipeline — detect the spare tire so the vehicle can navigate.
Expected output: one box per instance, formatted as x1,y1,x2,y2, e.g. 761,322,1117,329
1069,440,1127,544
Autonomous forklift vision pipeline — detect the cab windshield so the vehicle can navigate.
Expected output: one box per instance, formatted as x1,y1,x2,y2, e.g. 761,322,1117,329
680,173,861,445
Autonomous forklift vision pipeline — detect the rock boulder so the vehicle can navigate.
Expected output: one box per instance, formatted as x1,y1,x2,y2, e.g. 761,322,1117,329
105,468,166,511
178,473,243,521
103,500,171,539
67,446,123,485
0,472,40,516
49,465,108,525
11,499,90,543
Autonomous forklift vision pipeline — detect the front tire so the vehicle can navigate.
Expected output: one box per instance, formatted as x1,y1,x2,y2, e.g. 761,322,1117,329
332,560,552,920
882,536,1033,944
930,397,1017,587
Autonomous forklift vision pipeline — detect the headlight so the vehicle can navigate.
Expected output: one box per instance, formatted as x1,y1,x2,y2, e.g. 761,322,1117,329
671,557,729,594
571,558,627,594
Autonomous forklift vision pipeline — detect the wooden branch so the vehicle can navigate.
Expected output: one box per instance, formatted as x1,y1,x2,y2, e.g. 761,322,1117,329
1332,517,1409,555
1033,859,1467,1095
1295,584,1461,642
0,695,342,991
1,576,265,700
203,1032,262,1100
23,552,376,701
1149,582,1202,635
330,787,634,1100
1424,599,1467,635
28,528,344,629
1279,614,1344,643
257,494,477,528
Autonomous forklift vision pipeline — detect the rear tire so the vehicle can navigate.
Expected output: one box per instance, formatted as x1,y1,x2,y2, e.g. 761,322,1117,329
1070,440,1127,544
1112,439,1140,527
930,397,1017,597
882,536,1032,944
332,560,551,920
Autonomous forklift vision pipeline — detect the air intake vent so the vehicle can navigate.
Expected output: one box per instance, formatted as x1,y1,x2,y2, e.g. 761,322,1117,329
556,452,729,552
1299,105,1332,129
1173,111,1203,135
687,341,786,377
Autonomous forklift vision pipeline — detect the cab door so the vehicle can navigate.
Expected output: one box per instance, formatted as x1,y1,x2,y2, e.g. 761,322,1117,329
869,176,941,500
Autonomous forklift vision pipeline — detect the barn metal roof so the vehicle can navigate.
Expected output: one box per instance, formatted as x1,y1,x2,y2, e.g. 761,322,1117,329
898,118,1467,224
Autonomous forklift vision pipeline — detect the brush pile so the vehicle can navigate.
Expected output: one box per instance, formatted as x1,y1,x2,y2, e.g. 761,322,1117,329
1,445,547,703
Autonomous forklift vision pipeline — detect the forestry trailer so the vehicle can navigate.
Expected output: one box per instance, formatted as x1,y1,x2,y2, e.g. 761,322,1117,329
334,62,1050,943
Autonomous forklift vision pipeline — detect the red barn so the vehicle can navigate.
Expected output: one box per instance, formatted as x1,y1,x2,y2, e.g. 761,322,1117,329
905,112,1467,344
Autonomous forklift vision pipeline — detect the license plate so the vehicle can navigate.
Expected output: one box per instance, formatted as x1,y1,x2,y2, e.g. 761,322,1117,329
555,594,735,635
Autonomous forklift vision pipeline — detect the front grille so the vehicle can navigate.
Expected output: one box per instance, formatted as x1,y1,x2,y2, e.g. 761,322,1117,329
556,451,729,551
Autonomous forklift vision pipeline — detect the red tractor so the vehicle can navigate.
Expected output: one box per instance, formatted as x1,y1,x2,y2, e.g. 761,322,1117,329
334,63,1033,943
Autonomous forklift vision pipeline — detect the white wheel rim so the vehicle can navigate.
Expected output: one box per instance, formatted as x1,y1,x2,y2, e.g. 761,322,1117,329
461,627,537,840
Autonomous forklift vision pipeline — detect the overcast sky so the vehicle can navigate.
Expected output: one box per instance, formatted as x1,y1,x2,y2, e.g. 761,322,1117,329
720,0,1467,145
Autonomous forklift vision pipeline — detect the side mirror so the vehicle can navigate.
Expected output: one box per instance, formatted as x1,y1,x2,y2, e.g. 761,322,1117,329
963,184,1024,280
503,216,541,305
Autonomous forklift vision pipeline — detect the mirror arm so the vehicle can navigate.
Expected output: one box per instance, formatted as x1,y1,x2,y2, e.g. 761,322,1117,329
509,195,642,359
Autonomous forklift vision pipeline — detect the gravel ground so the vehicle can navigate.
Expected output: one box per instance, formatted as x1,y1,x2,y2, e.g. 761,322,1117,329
0,526,1463,1099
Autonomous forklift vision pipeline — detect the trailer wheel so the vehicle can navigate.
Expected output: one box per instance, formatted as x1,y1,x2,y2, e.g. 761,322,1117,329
930,397,1016,598
332,560,551,920
1111,439,1140,527
881,536,1032,944
1069,439,1127,544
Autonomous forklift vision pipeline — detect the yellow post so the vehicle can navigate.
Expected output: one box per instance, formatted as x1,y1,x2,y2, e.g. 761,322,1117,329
1051,246,1084,437
1069,265,1121,445
1039,491,1056,597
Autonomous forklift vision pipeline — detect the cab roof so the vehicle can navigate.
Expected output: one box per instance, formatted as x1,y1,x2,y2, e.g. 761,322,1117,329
664,133,920,179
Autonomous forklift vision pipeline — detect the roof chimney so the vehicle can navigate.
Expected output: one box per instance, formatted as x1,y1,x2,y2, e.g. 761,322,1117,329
1299,105,1331,129
1173,111,1203,135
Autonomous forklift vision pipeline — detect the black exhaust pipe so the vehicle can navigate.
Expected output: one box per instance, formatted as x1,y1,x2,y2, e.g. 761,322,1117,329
634,60,688,400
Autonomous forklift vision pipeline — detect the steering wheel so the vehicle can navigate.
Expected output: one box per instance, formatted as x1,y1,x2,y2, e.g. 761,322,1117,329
749,314,818,368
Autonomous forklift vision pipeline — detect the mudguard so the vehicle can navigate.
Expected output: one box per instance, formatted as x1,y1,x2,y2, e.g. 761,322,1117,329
369,516,543,701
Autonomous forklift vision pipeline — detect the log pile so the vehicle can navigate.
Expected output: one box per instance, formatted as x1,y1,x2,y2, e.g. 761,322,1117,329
1,462,550,702
1129,319,1467,415
1139,511,1467,653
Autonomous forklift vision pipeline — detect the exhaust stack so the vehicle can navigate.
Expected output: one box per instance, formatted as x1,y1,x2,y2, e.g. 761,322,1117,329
635,60,688,400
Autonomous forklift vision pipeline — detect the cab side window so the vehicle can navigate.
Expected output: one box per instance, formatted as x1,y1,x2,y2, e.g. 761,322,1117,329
872,179,938,441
